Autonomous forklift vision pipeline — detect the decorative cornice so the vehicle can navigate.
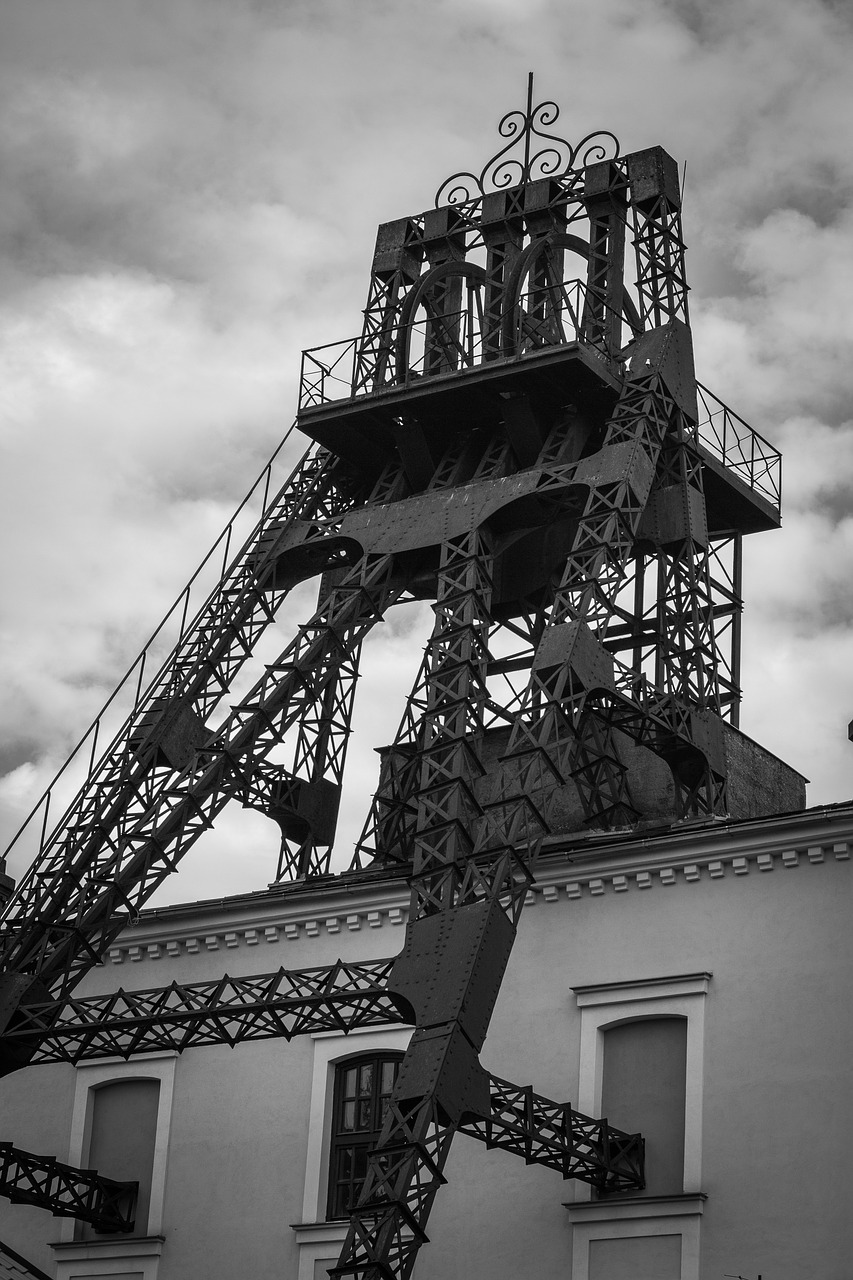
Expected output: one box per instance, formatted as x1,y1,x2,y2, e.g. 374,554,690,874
106,883,409,965
520,834,849,908
571,973,711,1004
102,820,851,965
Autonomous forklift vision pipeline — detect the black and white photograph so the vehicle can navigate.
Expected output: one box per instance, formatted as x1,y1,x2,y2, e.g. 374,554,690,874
0,3,850,1278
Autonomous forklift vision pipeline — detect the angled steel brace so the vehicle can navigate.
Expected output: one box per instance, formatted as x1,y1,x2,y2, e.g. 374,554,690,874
459,1071,643,1193
0,551,408,1010
335,344,696,1276
2,444,354,941
0,1143,135,1234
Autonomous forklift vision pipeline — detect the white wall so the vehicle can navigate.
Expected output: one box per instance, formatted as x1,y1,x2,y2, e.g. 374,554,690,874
0,813,849,1280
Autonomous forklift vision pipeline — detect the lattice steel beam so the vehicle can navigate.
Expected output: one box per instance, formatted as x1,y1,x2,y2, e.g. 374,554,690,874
460,1071,643,1193
0,1143,134,1235
2,960,408,1065
334,353,688,1275
5,443,355,898
0,550,408,1006
331,1094,456,1280
627,148,689,329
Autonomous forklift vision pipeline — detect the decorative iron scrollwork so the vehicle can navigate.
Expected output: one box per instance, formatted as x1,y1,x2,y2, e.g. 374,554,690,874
435,74,620,208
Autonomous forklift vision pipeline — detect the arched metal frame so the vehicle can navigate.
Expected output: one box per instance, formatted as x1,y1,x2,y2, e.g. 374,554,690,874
501,232,643,357
395,260,488,383
392,231,644,386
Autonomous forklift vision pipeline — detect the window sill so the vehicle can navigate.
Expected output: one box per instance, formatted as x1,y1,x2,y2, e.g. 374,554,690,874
564,1196,706,1280
565,1193,707,1222
50,1236,165,1280
291,1222,348,1280
291,1220,349,1239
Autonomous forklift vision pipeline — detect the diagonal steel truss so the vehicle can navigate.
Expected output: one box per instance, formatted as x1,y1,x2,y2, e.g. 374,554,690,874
0,85,782,1280
5,960,408,1063
0,975,642,1195
460,1072,644,1192
0,1143,134,1234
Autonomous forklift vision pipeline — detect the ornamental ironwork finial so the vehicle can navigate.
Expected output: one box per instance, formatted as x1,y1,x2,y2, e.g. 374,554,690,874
434,73,620,208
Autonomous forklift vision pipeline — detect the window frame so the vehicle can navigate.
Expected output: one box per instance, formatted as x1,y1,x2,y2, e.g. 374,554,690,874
572,972,710,1197
599,1014,688,1199
565,973,711,1280
51,1052,177,1280
292,1026,412,1280
76,1075,162,1240
326,1049,404,1221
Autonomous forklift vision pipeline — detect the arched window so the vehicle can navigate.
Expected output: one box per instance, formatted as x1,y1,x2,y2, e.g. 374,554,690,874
600,1016,687,1197
77,1078,160,1238
326,1051,403,1220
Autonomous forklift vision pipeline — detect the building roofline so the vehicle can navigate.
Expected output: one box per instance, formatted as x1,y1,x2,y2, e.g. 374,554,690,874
135,797,853,926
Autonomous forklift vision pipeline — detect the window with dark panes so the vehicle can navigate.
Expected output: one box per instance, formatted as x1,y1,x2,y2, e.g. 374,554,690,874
327,1052,402,1219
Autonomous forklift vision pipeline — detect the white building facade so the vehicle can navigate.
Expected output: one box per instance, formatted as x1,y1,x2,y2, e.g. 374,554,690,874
0,801,850,1280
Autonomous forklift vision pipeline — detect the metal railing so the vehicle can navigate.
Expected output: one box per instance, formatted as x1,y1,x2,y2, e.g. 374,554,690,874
300,339,361,410
298,291,781,520
298,278,630,412
695,382,781,512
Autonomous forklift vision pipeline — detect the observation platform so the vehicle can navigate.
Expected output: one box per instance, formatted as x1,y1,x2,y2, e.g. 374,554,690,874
296,333,781,538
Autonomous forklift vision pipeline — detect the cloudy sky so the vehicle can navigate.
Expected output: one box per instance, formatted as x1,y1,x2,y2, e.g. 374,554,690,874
2,0,853,907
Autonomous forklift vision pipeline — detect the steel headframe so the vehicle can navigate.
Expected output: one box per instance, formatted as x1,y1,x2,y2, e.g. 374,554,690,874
0,79,782,1280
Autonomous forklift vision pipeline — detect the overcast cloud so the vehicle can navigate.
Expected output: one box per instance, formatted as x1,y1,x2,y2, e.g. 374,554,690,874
2,0,853,905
